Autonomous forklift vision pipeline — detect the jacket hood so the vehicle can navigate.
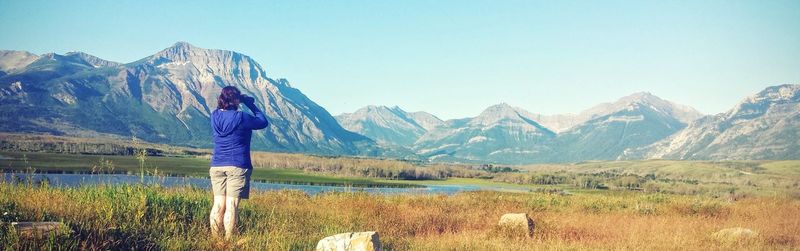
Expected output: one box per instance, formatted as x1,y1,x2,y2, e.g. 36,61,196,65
212,109,243,137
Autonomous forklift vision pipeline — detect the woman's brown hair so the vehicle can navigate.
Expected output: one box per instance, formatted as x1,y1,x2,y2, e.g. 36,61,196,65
217,86,241,110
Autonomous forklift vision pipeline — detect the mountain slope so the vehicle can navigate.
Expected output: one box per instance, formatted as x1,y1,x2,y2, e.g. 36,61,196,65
624,84,800,160
335,105,442,146
406,111,445,131
414,103,555,163
0,42,373,155
552,101,687,161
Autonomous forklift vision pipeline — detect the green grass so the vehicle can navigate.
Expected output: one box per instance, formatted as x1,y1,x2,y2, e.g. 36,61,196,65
2,182,798,250
1,152,799,249
0,151,421,188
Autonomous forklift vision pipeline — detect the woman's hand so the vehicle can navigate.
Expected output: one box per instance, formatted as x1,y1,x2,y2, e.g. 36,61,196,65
240,94,256,105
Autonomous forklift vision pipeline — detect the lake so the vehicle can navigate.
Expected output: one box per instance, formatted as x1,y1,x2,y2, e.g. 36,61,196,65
3,173,483,195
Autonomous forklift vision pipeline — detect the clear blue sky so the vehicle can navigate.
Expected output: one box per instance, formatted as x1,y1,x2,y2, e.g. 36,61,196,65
1,0,798,119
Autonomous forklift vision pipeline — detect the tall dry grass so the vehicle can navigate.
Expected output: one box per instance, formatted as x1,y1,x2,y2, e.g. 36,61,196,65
1,182,798,250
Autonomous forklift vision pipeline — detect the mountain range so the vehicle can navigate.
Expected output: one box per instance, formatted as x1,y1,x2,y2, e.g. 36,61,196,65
0,42,374,155
337,92,708,163
622,84,800,160
1,43,797,163
335,106,443,146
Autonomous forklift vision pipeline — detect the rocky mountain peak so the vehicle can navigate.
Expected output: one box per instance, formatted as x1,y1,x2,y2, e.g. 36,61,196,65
354,105,399,116
133,42,271,93
364,105,388,111
618,91,666,107
582,91,703,124
336,105,431,146
31,52,121,70
0,50,37,59
64,51,120,68
469,103,546,128
159,41,199,58
750,84,799,103
726,84,799,121
475,103,516,118
625,91,655,99
0,50,40,73
624,84,800,161
151,43,195,62
144,42,258,68
467,103,553,136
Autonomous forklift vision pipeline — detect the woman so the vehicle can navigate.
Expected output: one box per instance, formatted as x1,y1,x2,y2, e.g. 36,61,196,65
209,86,269,239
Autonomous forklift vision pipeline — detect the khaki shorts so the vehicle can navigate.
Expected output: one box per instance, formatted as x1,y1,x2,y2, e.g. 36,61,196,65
210,166,253,199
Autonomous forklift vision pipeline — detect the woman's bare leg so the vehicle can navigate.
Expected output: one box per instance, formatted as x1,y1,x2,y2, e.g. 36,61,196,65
210,195,226,238
223,196,241,239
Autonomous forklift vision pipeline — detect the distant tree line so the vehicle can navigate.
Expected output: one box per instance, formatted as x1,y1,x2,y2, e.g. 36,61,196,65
478,164,520,173
0,133,207,156
249,152,486,180
491,172,661,190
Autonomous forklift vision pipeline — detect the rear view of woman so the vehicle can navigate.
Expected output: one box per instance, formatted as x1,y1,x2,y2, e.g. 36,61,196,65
209,86,269,240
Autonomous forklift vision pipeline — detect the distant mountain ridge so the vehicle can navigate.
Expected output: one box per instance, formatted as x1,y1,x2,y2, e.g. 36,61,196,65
335,105,443,146
1,43,795,163
0,42,375,155
413,103,555,163
623,84,800,160
527,92,703,133
342,92,707,163
552,99,688,162
0,50,40,75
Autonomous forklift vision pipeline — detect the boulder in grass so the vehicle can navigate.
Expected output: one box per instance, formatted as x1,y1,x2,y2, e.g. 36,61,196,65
712,227,758,242
315,231,382,251
498,213,535,238
12,222,69,238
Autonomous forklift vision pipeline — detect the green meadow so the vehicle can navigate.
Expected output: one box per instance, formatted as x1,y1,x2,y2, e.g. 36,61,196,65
1,151,799,250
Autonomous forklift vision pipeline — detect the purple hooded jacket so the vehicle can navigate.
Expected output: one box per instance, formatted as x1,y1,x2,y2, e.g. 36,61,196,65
210,102,269,169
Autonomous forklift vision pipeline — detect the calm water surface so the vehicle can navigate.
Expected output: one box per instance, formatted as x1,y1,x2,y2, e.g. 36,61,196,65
3,173,483,195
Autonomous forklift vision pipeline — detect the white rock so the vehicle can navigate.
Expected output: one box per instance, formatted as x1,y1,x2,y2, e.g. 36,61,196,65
712,227,758,242
315,231,382,251
498,213,535,237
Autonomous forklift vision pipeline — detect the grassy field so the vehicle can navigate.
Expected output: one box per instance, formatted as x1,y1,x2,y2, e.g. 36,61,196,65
1,183,798,250
0,151,421,188
1,151,799,250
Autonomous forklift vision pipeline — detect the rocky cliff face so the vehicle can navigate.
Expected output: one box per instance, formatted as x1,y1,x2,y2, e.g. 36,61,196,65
0,42,374,155
624,84,800,160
